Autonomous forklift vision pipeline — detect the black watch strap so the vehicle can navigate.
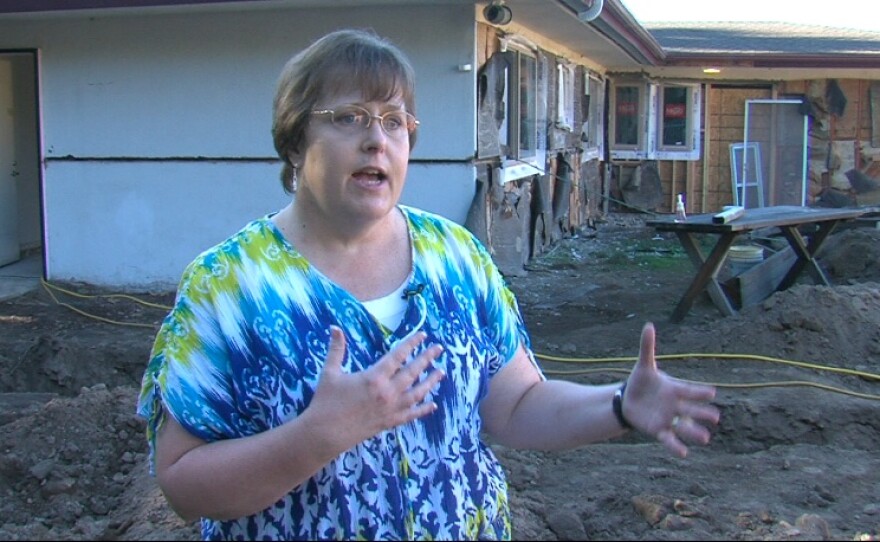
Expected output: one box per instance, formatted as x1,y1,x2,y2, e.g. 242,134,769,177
613,382,634,430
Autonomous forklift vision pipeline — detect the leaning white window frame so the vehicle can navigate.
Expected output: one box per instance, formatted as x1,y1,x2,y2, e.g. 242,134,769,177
653,82,701,161
581,71,605,163
609,79,653,160
497,41,545,184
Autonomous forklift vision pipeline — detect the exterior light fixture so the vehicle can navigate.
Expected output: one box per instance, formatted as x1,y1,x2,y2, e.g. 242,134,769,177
577,0,604,22
484,0,513,26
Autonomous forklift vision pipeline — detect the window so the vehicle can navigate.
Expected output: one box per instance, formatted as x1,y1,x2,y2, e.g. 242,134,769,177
513,50,538,161
654,83,701,160
608,79,701,161
609,80,650,159
497,44,545,183
660,86,689,147
581,72,604,162
614,85,641,146
556,63,575,131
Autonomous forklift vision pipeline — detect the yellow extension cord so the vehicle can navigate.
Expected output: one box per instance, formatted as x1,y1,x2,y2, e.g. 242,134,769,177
40,278,170,329
536,353,880,401
37,278,880,401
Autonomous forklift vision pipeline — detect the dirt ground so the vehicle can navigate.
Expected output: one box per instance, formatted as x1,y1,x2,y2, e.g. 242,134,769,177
2,212,880,541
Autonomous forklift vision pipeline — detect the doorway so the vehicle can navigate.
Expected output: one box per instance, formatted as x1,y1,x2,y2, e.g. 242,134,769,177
0,51,42,273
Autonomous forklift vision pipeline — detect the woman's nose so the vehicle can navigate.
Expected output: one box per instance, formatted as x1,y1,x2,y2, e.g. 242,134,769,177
361,118,388,150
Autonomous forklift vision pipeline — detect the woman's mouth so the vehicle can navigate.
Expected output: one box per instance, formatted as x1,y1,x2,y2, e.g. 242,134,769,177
353,168,386,184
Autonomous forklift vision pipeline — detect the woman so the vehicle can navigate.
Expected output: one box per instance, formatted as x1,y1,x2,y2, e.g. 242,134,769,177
138,28,719,541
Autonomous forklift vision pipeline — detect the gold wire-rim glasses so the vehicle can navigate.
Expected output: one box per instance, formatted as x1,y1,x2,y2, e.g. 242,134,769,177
310,105,419,138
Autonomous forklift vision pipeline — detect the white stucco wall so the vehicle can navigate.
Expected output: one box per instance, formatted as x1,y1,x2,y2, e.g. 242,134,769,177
42,161,285,289
0,4,477,289
42,161,475,291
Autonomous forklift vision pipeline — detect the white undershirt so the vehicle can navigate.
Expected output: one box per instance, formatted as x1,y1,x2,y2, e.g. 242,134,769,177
362,279,409,331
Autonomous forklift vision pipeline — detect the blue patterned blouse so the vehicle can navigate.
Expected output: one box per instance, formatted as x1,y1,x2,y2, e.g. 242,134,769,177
137,205,540,540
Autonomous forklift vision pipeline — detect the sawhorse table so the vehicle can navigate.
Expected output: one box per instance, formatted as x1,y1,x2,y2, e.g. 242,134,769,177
647,206,866,322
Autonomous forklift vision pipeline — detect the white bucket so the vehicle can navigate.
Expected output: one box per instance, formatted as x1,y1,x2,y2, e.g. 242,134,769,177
727,244,764,276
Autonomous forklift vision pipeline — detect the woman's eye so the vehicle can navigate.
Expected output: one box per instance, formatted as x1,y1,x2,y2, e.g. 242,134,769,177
383,115,404,131
336,112,362,126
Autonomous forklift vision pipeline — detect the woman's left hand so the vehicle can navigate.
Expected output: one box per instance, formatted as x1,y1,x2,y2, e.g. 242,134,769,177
623,322,721,458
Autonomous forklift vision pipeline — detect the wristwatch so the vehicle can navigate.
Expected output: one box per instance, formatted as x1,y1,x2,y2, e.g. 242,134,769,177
612,381,634,430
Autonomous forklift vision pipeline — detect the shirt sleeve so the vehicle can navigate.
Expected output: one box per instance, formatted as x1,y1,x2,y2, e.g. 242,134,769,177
460,227,544,379
136,257,239,473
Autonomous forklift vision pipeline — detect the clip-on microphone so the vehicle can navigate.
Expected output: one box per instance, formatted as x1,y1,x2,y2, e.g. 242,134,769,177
402,283,425,299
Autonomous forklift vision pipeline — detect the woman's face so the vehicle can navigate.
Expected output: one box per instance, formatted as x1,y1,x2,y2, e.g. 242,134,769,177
293,89,413,224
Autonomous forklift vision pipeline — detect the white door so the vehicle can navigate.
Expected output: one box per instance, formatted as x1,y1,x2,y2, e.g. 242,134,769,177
0,57,19,266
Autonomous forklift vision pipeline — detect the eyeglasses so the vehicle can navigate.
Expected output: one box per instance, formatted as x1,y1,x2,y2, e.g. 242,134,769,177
310,105,419,138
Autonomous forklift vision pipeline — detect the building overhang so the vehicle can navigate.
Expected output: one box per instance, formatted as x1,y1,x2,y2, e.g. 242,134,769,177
0,0,664,71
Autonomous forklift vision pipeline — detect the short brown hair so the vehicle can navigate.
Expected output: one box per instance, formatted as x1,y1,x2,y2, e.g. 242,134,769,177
272,28,418,193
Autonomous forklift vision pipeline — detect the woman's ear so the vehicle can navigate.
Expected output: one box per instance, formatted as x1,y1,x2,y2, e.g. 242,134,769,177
287,150,302,166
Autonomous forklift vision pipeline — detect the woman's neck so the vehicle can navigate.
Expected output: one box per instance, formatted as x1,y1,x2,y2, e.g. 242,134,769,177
273,202,412,300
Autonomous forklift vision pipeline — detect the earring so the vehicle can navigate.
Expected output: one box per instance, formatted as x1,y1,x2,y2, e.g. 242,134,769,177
291,164,299,192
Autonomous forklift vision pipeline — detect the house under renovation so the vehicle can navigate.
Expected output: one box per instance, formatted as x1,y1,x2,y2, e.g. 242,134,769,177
1,0,879,288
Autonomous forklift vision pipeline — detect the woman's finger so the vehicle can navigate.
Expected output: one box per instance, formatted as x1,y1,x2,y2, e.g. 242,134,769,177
678,401,721,427
636,322,656,372
380,331,428,376
656,427,688,458
395,343,443,381
672,378,718,402
403,352,445,396
322,326,346,375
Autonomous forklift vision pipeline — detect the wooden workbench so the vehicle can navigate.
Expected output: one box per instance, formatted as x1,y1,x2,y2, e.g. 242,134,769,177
646,205,867,322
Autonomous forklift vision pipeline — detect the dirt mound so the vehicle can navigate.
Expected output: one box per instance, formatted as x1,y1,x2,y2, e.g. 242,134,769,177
0,385,198,540
673,282,880,373
1,214,879,540
816,227,880,283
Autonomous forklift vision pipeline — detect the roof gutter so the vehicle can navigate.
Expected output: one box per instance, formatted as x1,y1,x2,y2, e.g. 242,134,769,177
554,0,666,66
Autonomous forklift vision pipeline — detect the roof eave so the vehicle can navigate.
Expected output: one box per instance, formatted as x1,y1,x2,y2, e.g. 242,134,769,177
664,52,880,70
550,0,665,66
590,0,666,66
0,0,258,13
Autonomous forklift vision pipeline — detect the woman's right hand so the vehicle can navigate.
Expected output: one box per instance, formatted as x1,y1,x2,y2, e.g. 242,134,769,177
305,326,445,450
154,326,445,522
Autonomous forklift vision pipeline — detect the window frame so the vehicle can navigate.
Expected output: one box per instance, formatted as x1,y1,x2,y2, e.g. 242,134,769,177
580,71,605,162
608,78,702,161
609,79,652,160
497,42,545,184
555,63,575,132
653,82,702,160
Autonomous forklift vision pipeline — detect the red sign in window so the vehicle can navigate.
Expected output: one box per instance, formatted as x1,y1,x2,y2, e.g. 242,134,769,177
617,102,637,116
665,103,686,119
